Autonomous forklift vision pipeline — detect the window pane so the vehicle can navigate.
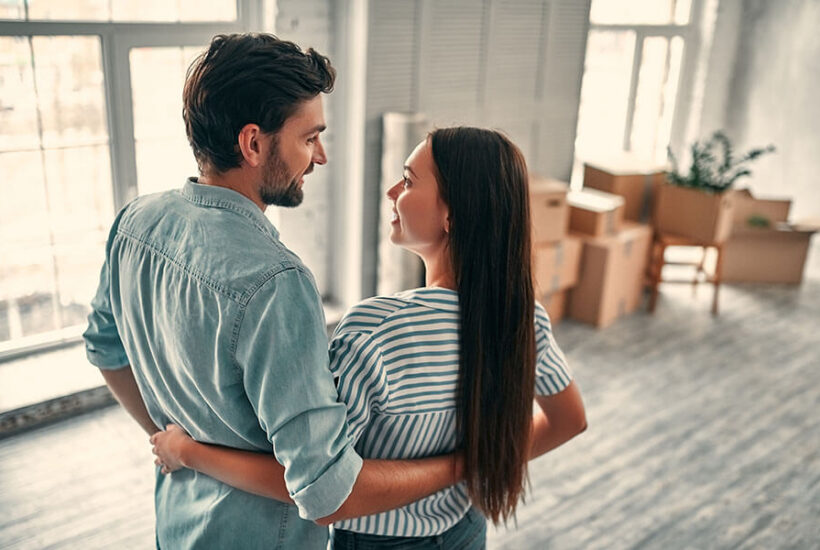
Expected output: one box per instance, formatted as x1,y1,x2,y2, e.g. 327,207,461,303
130,46,202,194
0,37,40,152
0,246,61,340
54,242,106,328
111,0,177,22
5,0,236,21
178,0,237,22
0,1,24,20
0,151,51,249
630,36,684,163
135,139,197,195
27,0,108,21
112,0,235,22
43,146,113,243
32,36,108,148
575,30,636,160
590,0,690,25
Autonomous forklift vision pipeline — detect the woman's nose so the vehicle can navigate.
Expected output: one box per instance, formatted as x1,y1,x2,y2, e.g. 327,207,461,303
386,181,402,200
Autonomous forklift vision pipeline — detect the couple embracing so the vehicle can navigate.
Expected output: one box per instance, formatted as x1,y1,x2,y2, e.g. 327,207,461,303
84,33,586,550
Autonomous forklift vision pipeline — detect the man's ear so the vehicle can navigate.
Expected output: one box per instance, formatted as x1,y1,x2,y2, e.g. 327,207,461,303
237,123,264,168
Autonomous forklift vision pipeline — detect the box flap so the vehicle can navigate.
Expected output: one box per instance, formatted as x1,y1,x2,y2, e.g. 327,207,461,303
789,218,820,232
568,188,625,212
732,187,791,228
582,155,667,175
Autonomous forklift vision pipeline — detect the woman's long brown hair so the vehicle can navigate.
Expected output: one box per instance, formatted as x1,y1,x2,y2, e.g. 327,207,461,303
429,127,535,524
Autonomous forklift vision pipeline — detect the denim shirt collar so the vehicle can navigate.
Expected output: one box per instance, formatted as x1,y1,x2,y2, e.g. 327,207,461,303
181,178,280,240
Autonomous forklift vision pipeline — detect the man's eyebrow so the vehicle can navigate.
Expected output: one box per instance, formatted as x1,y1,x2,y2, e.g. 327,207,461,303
304,124,326,135
403,165,417,177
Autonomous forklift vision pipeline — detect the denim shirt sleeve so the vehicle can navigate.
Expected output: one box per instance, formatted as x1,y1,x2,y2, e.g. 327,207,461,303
83,211,130,370
236,267,363,521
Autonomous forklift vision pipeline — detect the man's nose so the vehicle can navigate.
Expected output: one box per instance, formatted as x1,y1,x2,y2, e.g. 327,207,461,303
313,138,327,165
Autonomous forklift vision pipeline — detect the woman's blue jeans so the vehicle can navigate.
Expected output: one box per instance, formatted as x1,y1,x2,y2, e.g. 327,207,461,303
331,507,486,550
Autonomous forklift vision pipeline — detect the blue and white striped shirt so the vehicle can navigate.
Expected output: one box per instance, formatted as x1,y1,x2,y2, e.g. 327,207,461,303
329,287,572,537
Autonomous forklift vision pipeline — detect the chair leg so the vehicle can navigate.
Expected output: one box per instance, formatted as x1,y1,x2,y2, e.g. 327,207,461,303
712,244,723,316
648,241,664,314
693,246,706,297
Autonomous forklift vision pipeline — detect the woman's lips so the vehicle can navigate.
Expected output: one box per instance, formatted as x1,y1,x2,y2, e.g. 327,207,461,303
391,211,400,224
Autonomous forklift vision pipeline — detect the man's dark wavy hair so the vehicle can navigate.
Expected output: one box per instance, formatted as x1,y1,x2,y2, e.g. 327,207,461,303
182,33,335,174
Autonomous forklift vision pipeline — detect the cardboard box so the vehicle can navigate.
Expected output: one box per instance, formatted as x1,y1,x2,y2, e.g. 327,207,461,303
583,161,666,222
732,188,791,230
722,229,815,284
543,290,567,325
529,176,569,244
568,222,653,328
721,190,815,284
568,188,625,238
533,236,582,298
654,184,736,245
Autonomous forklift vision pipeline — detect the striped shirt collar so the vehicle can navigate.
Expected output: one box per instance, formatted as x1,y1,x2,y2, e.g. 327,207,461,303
394,287,459,312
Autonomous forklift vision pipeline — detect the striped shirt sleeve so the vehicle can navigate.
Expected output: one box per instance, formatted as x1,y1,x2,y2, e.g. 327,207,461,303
534,303,573,395
329,331,390,444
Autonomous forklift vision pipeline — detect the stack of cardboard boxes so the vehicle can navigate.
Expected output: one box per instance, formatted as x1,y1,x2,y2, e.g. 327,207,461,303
565,187,653,328
530,176,580,324
529,172,654,328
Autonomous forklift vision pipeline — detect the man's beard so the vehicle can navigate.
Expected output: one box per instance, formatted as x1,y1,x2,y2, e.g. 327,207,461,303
259,142,306,207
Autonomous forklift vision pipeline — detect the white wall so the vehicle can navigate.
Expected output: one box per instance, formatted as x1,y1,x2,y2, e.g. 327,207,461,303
700,0,820,221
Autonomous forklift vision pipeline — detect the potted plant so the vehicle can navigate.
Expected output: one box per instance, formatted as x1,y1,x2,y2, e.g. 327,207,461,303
653,131,775,245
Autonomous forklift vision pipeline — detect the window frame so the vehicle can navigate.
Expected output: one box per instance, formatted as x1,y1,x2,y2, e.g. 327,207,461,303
581,0,705,160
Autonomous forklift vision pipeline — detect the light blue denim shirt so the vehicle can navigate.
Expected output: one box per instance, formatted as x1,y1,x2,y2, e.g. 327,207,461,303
83,179,362,550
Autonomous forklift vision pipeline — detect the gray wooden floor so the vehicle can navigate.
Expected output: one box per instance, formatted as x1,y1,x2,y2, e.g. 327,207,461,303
1,279,819,549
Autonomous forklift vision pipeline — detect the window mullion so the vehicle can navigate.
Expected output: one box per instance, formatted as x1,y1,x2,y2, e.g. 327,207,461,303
101,31,138,211
623,29,644,152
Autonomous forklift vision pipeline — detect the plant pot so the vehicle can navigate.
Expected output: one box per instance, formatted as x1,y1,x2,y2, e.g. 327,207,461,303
653,183,736,245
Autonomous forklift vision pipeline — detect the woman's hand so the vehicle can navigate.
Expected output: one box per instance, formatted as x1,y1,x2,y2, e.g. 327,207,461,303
150,424,194,474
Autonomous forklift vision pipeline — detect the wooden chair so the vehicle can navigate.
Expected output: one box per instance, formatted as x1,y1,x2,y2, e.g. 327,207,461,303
647,232,725,315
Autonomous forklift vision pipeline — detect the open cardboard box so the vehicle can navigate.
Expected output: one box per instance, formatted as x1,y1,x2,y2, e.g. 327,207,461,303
722,189,818,284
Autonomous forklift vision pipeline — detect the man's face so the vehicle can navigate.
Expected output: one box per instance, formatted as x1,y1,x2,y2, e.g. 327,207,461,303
260,95,327,207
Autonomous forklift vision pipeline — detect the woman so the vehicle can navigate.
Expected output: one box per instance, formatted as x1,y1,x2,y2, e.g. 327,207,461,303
151,127,586,548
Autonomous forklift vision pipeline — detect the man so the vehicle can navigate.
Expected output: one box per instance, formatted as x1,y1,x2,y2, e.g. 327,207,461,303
83,33,459,549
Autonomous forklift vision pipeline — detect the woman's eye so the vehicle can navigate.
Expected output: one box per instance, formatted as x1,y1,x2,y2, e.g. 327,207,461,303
402,177,411,188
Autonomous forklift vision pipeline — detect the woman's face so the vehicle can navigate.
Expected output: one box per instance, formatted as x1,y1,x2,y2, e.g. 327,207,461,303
386,139,449,254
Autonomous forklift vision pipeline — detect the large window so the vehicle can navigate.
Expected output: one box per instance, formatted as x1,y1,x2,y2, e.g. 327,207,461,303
575,0,699,167
0,35,112,354
0,2,261,363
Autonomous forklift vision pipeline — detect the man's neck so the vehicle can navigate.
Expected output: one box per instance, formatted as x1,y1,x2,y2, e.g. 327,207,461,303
197,170,266,212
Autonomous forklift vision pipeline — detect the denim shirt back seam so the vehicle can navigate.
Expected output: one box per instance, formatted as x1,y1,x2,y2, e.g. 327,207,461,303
115,228,245,303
